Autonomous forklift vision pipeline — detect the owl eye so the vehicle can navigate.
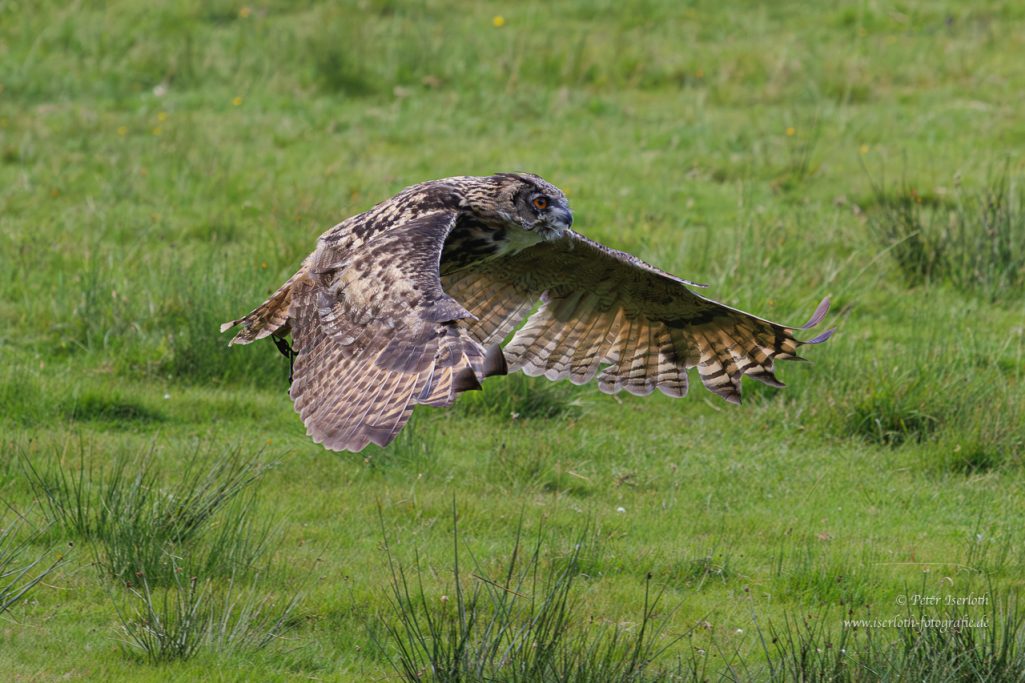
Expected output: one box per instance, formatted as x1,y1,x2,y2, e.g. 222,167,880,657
532,196,549,210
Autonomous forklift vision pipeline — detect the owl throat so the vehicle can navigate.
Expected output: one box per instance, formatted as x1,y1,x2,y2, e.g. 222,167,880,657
440,217,541,275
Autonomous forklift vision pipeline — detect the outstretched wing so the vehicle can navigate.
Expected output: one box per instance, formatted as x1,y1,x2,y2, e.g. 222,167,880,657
442,231,832,403
288,211,504,452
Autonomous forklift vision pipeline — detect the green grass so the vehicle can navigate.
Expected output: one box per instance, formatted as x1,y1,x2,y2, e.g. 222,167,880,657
3,0,1025,679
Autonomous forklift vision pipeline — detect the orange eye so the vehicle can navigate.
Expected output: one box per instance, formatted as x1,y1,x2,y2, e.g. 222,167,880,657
532,196,549,210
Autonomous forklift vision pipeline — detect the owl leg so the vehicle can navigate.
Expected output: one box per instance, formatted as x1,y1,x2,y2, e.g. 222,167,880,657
272,336,297,384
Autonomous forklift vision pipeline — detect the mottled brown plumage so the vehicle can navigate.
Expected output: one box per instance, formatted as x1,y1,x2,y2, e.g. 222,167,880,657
222,173,833,451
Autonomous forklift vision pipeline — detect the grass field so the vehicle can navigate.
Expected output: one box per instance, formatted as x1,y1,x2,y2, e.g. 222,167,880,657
3,0,1025,680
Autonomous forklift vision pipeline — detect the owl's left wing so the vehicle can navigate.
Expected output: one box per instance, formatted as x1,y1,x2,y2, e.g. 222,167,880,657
442,231,832,403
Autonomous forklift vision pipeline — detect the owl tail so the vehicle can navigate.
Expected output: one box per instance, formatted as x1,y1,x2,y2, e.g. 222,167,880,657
220,267,306,345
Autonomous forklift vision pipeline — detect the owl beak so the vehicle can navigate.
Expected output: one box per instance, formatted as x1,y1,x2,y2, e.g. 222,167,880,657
534,203,573,240
549,206,573,232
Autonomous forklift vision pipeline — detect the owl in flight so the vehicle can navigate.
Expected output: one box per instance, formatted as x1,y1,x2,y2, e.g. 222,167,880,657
222,174,833,452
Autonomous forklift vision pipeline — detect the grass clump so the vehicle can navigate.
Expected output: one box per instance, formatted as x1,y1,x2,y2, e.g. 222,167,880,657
381,505,684,682
829,339,960,448
101,491,273,587
868,171,1025,301
1,517,68,615
22,441,272,583
961,522,1025,578
0,365,49,426
833,362,1024,474
113,560,301,664
933,401,1025,475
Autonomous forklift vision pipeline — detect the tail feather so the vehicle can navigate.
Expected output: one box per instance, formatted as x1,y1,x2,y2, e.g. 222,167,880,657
221,268,306,345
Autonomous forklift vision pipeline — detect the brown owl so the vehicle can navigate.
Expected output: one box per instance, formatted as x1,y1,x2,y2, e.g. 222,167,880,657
222,174,833,451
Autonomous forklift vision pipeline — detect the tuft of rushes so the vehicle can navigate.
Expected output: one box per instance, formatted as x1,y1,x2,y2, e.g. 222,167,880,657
868,170,1025,302
0,516,68,615
380,504,684,682
112,561,301,664
22,441,273,583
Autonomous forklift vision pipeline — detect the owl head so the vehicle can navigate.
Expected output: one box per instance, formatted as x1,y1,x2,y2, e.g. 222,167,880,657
485,172,573,240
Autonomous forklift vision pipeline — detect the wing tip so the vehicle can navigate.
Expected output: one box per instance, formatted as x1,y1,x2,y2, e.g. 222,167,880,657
800,297,831,330
803,328,835,345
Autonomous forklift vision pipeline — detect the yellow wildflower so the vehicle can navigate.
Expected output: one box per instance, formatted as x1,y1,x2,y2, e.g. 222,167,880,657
859,144,870,155
492,15,506,28
232,96,243,106
785,127,796,137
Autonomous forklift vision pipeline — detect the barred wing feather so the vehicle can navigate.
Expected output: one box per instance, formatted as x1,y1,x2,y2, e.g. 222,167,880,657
444,231,832,405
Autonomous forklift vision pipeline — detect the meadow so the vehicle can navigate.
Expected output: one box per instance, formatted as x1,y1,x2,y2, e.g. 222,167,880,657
2,0,1025,680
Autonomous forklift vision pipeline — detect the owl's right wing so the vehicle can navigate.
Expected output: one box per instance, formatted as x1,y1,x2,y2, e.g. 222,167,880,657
442,230,832,403
288,210,504,452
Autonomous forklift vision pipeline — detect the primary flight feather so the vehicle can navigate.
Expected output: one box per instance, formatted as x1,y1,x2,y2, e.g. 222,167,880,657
222,173,833,452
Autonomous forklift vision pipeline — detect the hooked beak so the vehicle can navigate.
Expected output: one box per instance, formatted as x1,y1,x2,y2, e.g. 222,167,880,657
551,205,573,230
538,204,573,240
